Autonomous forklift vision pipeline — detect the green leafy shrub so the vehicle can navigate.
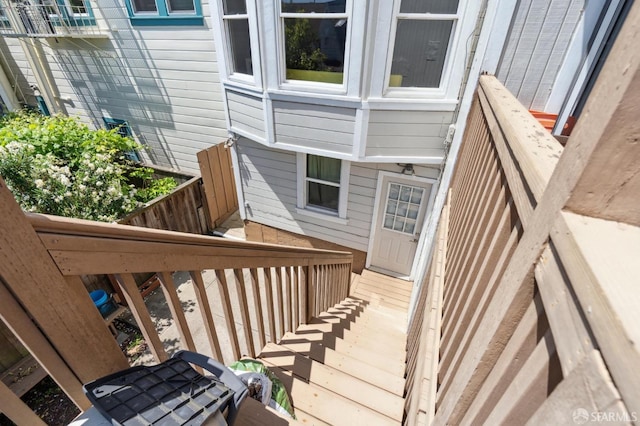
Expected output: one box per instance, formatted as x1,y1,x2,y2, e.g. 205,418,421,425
0,111,177,221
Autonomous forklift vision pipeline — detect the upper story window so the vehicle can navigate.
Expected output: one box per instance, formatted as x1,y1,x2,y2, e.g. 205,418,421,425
222,0,253,76
280,0,349,86
387,0,460,89
124,0,204,26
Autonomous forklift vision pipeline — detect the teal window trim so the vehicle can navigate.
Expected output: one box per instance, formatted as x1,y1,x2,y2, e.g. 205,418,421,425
103,117,141,162
50,0,97,27
124,0,203,26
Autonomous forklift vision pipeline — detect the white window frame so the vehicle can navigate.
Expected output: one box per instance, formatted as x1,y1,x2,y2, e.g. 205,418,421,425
275,0,364,98
213,0,262,88
369,0,479,101
296,153,350,221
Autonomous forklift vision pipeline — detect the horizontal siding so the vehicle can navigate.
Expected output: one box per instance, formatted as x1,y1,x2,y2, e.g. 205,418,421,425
273,101,356,155
0,0,226,174
237,138,440,252
227,90,265,139
497,0,583,109
365,110,452,157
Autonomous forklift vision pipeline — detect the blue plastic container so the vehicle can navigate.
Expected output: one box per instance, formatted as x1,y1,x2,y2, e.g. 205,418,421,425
90,290,117,318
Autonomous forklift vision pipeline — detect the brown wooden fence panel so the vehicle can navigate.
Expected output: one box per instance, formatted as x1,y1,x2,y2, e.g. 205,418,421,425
197,143,239,229
118,176,210,235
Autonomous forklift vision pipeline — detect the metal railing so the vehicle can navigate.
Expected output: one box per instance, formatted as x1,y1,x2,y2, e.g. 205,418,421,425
0,0,106,38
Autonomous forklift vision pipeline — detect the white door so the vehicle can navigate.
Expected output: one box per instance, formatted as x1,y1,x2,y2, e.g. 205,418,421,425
368,174,434,277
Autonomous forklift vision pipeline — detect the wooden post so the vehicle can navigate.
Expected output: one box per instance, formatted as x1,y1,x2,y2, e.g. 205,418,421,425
0,178,128,385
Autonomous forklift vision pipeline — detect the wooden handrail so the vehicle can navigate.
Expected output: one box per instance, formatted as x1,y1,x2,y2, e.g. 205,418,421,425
29,212,351,257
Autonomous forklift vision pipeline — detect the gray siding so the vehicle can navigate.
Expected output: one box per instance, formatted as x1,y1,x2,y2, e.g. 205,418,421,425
227,90,265,140
497,0,583,110
366,110,452,157
237,137,439,252
0,0,226,175
272,101,356,154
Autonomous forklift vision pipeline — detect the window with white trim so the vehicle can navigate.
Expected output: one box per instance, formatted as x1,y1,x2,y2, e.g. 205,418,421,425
222,0,253,76
280,0,349,85
387,0,460,89
297,153,349,219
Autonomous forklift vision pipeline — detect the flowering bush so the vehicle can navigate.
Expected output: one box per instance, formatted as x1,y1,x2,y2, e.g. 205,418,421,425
0,111,176,221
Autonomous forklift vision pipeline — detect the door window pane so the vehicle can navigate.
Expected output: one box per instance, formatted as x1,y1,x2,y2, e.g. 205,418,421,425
168,0,194,12
284,18,347,84
391,20,453,88
228,19,253,75
383,183,425,234
399,0,459,14
133,0,157,12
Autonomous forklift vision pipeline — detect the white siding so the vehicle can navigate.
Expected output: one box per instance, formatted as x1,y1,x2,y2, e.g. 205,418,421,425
365,110,452,157
237,137,439,252
272,101,356,154
0,0,226,175
497,0,583,110
227,90,265,140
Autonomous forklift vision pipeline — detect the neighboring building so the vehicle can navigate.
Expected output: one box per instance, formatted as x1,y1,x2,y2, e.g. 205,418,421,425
0,0,627,278
0,0,228,175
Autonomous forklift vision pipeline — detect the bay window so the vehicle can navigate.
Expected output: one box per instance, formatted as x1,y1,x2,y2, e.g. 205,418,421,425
280,0,349,85
223,0,253,76
388,0,460,89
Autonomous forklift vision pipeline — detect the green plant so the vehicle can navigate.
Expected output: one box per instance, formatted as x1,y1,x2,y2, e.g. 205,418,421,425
0,110,177,221
284,18,328,71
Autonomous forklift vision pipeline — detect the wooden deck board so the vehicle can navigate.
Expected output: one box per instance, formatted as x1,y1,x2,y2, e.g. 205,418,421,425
259,343,405,420
262,363,401,425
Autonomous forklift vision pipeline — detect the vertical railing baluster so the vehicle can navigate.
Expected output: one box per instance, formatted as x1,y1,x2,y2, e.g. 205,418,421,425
249,268,266,350
158,271,197,353
233,268,255,357
285,266,293,333
189,270,223,361
301,265,309,325
275,267,285,338
114,273,167,362
214,269,240,361
293,266,300,329
263,268,277,342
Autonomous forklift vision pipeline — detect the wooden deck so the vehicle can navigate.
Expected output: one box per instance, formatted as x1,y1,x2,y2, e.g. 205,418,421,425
242,271,412,425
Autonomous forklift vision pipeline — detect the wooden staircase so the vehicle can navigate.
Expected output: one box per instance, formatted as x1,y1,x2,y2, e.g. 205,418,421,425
240,271,413,425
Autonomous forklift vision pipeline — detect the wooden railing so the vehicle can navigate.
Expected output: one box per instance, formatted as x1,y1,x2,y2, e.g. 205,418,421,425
0,189,352,425
404,10,640,422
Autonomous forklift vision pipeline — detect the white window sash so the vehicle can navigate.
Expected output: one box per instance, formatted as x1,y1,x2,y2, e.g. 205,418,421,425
297,153,350,219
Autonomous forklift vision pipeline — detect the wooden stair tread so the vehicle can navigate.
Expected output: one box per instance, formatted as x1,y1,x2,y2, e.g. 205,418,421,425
262,362,401,425
351,289,409,311
278,332,406,376
296,323,407,349
314,308,408,331
236,395,305,425
279,339,406,396
360,270,413,290
0,354,47,397
258,343,404,420
307,317,407,340
354,277,413,298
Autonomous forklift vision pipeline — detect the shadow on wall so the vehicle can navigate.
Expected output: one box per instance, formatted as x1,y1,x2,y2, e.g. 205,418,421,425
45,0,217,170
0,38,36,107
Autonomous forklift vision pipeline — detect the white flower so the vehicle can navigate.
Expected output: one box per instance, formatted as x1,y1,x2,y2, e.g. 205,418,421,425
35,179,44,188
